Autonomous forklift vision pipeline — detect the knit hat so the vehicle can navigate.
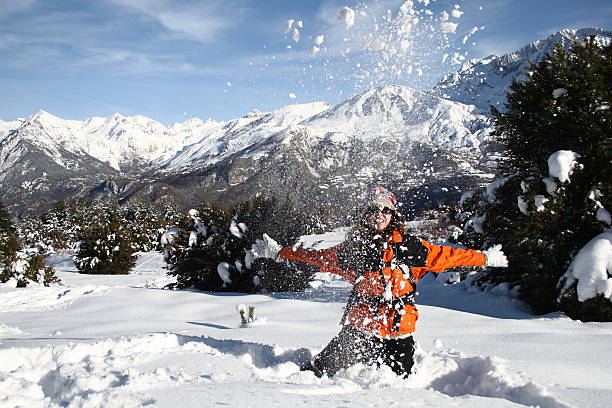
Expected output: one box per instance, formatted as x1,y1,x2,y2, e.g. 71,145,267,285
367,186,397,211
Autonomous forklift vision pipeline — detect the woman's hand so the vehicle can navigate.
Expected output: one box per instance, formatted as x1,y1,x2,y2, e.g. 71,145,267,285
483,244,509,268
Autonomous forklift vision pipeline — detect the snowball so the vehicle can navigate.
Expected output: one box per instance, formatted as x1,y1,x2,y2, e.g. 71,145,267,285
218,262,232,285
284,19,294,33
291,28,300,42
440,22,458,33
552,88,567,99
560,232,612,302
288,93,297,99
314,35,325,46
548,150,579,183
338,6,355,28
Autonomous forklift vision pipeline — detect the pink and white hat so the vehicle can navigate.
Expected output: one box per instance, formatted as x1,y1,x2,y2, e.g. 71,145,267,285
367,186,397,211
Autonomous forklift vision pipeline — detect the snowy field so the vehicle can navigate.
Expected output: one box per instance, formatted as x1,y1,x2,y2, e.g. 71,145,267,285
1,232,612,408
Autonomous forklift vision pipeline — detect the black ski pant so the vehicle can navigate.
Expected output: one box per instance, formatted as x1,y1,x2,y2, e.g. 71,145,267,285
302,325,415,378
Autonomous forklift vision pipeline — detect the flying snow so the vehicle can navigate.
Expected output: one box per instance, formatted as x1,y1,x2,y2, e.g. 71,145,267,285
338,6,356,29
441,22,458,33
292,28,300,42
284,19,294,33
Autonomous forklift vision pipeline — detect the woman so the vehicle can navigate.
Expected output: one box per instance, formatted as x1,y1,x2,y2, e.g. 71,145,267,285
256,187,508,378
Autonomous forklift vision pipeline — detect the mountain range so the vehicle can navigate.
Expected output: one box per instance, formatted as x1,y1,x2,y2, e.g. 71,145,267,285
1,28,609,217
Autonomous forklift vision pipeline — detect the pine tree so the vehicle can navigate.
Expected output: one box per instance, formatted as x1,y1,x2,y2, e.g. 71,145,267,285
74,201,137,275
0,201,15,239
164,195,324,293
457,37,611,320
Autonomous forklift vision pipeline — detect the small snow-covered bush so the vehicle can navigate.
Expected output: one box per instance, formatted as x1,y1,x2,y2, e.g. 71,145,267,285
0,233,58,287
164,195,321,292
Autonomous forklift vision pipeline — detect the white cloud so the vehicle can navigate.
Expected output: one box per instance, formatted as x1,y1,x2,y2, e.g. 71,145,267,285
106,0,246,43
0,0,37,17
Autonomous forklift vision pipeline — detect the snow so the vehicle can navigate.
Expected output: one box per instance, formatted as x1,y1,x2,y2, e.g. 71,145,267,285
559,231,612,302
217,262,232,285
553,88,567,99
548,150,579,183
2,234,612,407
337,6,355,29
517,196,529,215
597,208,611,225
534,195,548,212
440,21,458,33
291,28,300,42
486,177,508,203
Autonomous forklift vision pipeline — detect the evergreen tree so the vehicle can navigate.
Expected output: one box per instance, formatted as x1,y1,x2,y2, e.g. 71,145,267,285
164,195,324,293
74,201,137,275
0,201,15,239
457,37,611,320
122,200,166,252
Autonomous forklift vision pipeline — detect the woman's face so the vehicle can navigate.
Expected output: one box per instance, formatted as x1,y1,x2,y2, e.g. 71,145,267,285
366,207,393,231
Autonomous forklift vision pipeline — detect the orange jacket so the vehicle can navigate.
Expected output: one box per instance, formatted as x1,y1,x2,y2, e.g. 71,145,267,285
279,230,486,338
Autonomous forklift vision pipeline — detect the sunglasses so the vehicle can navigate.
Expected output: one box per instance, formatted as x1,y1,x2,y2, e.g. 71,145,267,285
366,206,393,215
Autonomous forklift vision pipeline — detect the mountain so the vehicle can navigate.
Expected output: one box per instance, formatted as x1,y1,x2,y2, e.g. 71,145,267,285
117,86,497,216
433,28,612,112
1,28,608,217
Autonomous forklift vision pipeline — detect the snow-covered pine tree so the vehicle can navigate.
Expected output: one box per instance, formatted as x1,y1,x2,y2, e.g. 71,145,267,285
121,199,166,252
164,203,233,290
74,200,137,275
236,194,321,293
456,37,611,321
0,201,15,239
0,203,58,287
164,195,323,293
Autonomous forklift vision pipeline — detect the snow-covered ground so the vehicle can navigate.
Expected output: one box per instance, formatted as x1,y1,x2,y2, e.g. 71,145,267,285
1,232,611,408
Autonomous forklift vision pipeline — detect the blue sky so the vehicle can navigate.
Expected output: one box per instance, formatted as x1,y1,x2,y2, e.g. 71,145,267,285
1,0,610,125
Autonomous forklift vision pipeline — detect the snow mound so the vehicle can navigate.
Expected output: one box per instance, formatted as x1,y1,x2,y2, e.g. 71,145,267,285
0,284,109,312
0,323,23,336
559,231,612,302
0,333,193,408
411,348,570,408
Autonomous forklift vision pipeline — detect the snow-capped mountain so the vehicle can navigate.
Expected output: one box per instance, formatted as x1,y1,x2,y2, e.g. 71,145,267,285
433,28,612,111
2,28,607,215
162,102,331,171
5,110,197,173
